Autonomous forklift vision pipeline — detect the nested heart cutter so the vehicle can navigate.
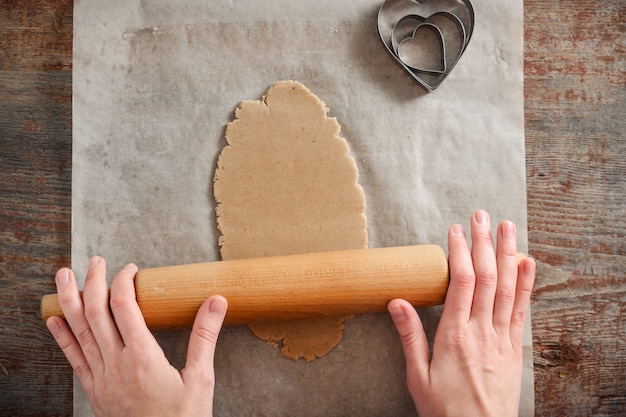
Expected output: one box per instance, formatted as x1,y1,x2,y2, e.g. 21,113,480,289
378,0,475,91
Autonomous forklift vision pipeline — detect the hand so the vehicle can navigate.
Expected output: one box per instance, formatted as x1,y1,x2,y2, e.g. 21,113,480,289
388,210,535,417
46,257,228,417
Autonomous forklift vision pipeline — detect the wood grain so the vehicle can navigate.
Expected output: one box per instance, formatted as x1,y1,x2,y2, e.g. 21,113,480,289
524,0,626,415
0,1,73,415
42,245,449,328
0,0,624,415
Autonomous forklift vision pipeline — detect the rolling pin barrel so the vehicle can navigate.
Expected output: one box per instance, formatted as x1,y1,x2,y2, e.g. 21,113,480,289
41,244,449,330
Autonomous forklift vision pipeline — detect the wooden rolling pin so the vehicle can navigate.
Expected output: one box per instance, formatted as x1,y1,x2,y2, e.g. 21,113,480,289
41,244,449,330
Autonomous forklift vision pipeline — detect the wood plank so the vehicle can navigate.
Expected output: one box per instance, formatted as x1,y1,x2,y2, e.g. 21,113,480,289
0,69,73,415
0,1,73,416
524,0,626,415
0,1,73,71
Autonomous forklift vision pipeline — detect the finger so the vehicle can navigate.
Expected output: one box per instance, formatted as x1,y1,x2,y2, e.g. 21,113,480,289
492,221,519,333
510,257,535,348
469,210,498,322
182,295,228,387
47,316,95,393
388,299,430,392
109,263,158,348
441,224,475,324
55,267,104,376
81,257,123,360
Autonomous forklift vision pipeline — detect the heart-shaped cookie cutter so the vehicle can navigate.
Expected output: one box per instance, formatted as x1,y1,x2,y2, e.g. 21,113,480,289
396,21,448,74
378,0,475,91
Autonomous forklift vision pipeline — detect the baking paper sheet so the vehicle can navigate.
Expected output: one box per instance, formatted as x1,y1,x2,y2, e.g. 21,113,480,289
72,0,533,415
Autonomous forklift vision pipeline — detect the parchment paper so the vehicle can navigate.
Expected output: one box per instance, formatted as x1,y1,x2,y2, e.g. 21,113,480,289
72,0,533,415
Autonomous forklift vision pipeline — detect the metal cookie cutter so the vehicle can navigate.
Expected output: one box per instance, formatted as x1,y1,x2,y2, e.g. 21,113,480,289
378,0,475,92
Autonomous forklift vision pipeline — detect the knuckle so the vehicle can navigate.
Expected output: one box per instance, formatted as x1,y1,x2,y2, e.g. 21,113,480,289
55,332,75,352
194,324,220,345
475,227,494,242
518,275,535,293
453,271,476,289
510,308,527,329
73,362,92,382
109,293,131,313
445,327,466,348
180,366,216,390
120,348,154,379
399,328,420,348
106,362,123,381
129,352,152,371
84,303,107,324
499,243,518,257
75,325,96,347
194,367,217,387
56,338,72,351
496,285,516,304
57,291,80,313
57,291,72,306
476,270,497,286
497,233,518,255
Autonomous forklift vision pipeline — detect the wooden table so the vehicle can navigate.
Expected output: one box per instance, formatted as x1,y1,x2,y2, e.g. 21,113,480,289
1,1,624,415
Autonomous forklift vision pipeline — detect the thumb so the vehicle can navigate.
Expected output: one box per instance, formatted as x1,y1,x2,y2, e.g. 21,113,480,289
182,295,228,386
388,299,430,392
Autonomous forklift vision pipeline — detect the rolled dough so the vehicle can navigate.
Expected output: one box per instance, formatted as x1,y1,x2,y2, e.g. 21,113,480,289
213,80,367,361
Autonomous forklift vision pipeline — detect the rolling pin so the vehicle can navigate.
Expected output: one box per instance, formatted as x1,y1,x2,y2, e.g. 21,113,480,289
41,244,449,330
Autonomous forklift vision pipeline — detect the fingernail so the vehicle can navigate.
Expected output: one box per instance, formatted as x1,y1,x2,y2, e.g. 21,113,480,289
502,221,515,240
388,302,407,324
451,224,464,236
475,210,489,225
208,296,227,316
124,263,138,272
56,268,70,289
524,257,536,275
88,256,100,269
47,318,62,336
